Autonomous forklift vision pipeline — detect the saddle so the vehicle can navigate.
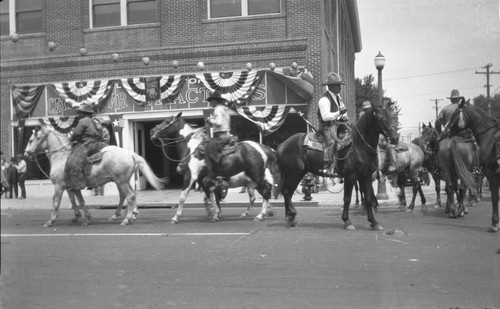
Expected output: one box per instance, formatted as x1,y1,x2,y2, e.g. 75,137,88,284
86,146,111,175
221,136,239,157
303,131,352,152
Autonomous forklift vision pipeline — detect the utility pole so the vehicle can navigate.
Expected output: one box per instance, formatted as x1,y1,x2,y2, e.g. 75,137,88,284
476,63,500,116
429,99,443,119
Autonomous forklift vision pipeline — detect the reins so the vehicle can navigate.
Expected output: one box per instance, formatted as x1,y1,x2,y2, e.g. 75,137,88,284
27,130,72,179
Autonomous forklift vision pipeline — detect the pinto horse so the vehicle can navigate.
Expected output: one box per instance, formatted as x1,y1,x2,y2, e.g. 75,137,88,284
24,122,163,227
150,112,276,223
276,100,398,229
423,121,478,218
444,99,499,232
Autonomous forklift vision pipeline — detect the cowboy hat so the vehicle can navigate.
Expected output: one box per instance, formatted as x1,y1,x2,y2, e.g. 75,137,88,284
206,91,228,103
74,103,95,114
361,100,371,110
321,72,346,86
447,89,464,100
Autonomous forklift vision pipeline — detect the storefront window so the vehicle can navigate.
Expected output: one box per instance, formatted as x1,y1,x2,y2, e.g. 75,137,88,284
209,0,280,19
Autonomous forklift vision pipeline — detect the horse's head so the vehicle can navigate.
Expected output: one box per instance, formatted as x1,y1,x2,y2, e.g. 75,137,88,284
24,123,50,158
150,112,184,143
420,123,440,152
371,101,399,144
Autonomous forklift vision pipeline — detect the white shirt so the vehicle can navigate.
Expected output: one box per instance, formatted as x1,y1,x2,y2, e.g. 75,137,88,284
208,105,231,133
318,90,348,122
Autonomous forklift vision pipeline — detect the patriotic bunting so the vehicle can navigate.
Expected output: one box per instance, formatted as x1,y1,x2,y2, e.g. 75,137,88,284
12,85,45,119
196,70,264,106
53,80,113,107
119,75,186,105
235,105,291,135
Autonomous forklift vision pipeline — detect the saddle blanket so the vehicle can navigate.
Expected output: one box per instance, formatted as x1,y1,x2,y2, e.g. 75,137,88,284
304,133,324,151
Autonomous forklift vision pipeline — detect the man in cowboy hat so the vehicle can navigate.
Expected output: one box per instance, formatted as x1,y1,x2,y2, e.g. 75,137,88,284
203,90,232,191
317,72,349,177
358,100,371,118
65,103,104,190
435,89,480,174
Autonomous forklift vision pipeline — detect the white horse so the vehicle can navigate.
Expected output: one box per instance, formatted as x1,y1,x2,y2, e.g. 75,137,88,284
150,112,274,223
24,121,163,227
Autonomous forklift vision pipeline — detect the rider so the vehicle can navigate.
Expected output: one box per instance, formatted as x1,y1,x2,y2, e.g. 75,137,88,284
317,72,348,177
435,89,480,174
65,103,103,191
203,90,232,191
358,100,371,118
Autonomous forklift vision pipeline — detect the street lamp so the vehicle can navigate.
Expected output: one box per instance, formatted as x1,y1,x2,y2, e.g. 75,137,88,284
375,51,389,200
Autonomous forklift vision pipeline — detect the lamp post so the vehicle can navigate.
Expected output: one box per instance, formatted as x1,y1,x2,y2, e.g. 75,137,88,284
375,51,389,200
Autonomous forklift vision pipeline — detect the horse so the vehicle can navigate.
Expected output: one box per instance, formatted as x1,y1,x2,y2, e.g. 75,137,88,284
444,99,499,232
24,121,163,227
378,140,426,212
423,116,478,218
276,100,398,229
414,123,442,208
150,112,276,223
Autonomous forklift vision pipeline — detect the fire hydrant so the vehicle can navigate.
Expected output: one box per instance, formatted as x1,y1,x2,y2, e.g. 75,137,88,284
301,173,315,201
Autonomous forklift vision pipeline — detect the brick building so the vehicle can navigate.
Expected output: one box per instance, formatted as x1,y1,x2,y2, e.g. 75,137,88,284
0,0,361,188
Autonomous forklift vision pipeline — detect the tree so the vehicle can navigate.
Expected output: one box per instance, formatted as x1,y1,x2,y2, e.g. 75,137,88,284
472,93,500,120
355,75,401,131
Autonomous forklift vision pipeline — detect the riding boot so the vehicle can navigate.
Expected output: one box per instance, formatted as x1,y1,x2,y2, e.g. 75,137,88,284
496,159,500,174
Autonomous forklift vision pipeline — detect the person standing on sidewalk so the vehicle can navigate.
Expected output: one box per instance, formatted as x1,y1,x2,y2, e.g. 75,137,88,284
15,154,27,199
6,157,18,199
1,157,9,197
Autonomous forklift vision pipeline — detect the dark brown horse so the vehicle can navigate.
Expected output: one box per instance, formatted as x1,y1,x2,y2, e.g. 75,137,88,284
444,99,498,232
276,100,398,229
424,119,479,218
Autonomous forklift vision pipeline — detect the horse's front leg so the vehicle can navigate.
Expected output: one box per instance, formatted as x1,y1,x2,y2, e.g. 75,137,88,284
73,190,91,225
44,187,65,227
67,190,82,223
433,174,441,209
342,180,355,230
119,184,136,225
486,172,499,232
456,183,467,217
362,177,382,230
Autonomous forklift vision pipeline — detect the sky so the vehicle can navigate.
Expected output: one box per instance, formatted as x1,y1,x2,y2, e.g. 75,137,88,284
354,0,500,141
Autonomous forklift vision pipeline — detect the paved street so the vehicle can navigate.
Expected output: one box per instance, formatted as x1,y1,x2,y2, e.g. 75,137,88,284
1,182,499,309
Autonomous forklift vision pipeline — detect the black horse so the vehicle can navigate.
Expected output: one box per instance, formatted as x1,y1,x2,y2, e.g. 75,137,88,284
276,100,398,229
444,99,498,232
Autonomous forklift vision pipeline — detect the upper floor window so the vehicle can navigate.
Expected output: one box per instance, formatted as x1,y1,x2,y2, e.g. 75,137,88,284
209,0,281,19
91,0,156,28
0,0,44,36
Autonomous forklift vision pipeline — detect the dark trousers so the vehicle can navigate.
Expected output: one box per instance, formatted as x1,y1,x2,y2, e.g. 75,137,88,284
8,180,18,198
18,173,26,198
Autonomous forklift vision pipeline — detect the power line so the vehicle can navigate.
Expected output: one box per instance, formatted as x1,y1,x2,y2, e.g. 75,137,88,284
475,63,500,116
385,67,479,81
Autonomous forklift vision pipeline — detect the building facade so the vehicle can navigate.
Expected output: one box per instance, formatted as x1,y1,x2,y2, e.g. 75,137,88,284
0,0,361,188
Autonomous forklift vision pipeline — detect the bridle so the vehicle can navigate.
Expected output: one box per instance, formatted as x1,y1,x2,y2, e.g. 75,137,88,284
27,129,72,179
150,118,197,163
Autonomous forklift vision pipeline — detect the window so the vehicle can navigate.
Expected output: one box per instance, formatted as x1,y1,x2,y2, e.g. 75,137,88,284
209,0,280,19
16,0,43,34
91,0,156,29
0,1,9,36
0,0,44,35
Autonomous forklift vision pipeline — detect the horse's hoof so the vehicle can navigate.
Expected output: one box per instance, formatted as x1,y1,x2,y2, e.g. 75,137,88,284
344,224,356,230
463,208,468,215
240,213,248,219
487,225,499,233
43,221,52,228
449,210,457,219
398,206,406,212
170,219,178,224
120,219,132,225
109,215,119,221
406,208,413,213
253,216,263,222
287,219,298,227
210,217,220,222
267,211,274,217
372,224,383,231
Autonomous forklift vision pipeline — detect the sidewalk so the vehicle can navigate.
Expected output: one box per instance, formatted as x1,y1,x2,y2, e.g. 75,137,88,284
0,180,402,210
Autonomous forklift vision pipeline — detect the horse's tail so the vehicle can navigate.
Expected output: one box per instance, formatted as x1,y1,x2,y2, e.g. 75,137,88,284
265,148,281,199
450,140,478,191
132,153,164,190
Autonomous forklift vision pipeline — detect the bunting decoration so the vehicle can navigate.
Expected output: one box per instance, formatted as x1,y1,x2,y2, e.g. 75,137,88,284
12,85,45,119
235,105,291,135
53,80,113,107
109,114,124,147
196,70,264,106
120,75,186,105
48,117,79,133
